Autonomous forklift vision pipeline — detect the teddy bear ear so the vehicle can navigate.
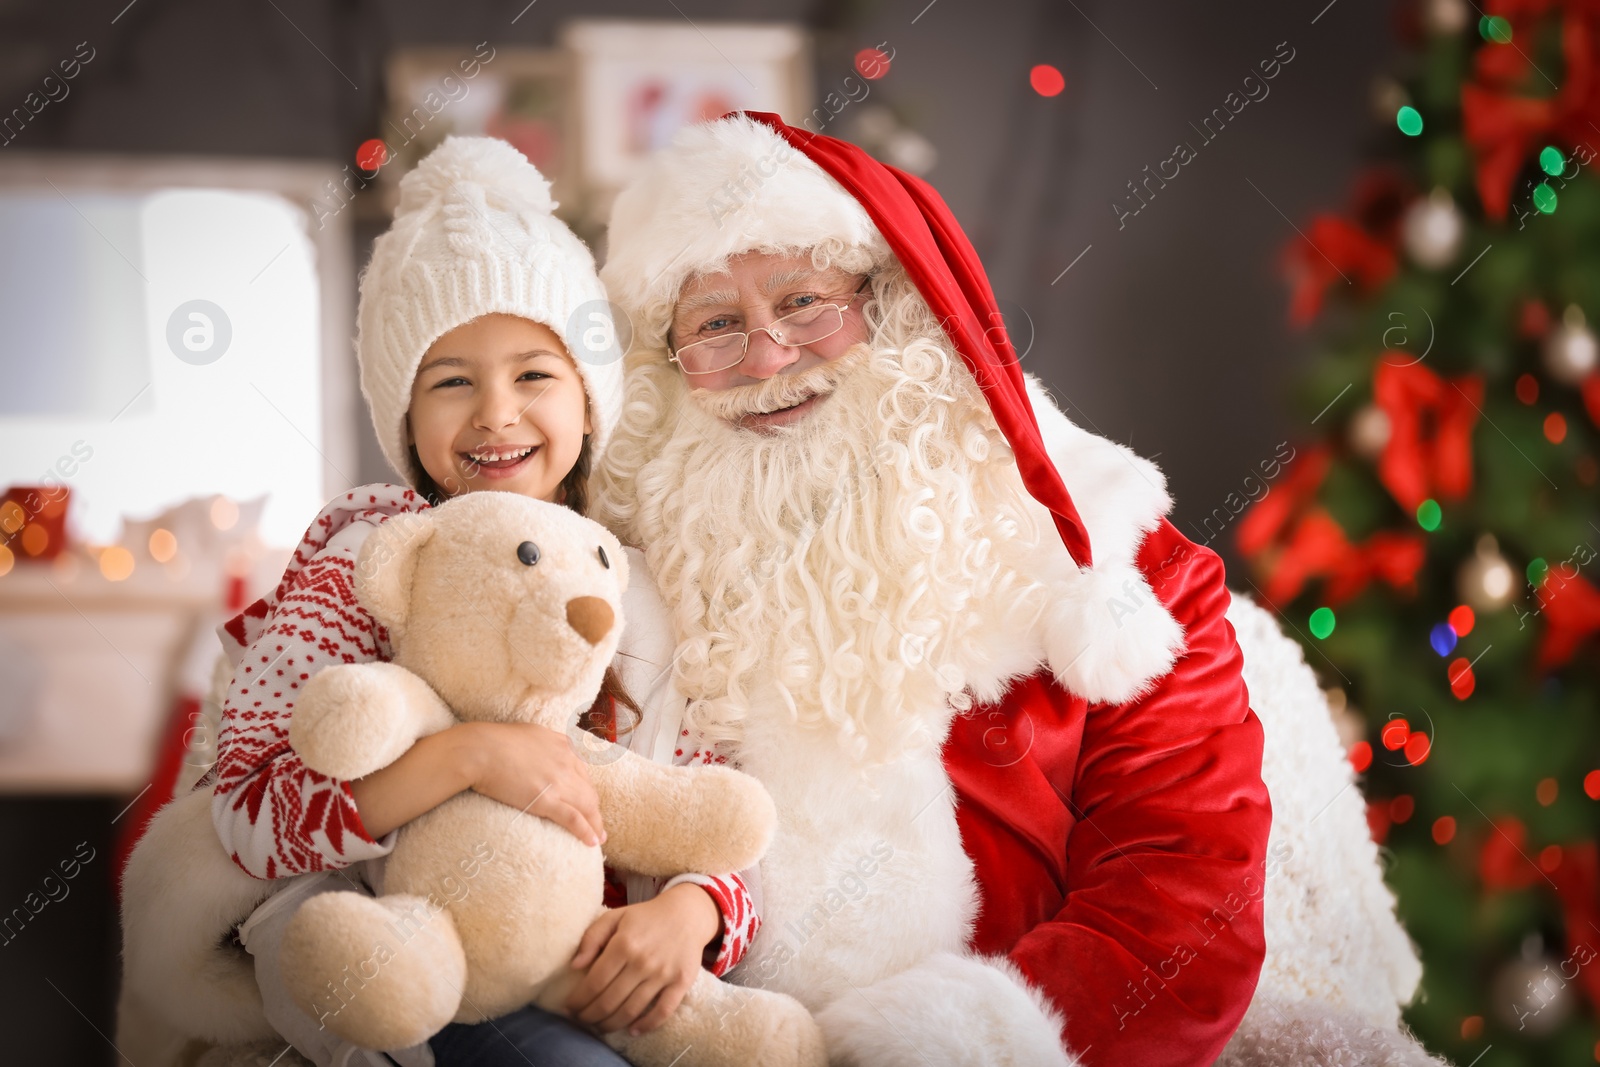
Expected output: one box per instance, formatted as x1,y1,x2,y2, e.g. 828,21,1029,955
353,511,436,635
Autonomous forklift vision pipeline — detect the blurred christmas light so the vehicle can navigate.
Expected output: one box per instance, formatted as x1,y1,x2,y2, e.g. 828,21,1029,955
1539,844,1562,872
1382,718,1411,750
1448,604,1475,635
1515,373,1539,404
1479,15,1512,42
1533,182,1558,213
1350,740,1374,772
1585,770,1600,800
356,138,388,172
0,543,12,578
1417,498,1442,530
1396,105,1424,136
1309,606,1337,638
1540,145,1566,176
210,496,239,531
1433,815,1456,844
1390,794,1415,823
1528,557,1549,586
1545,411,1568,443
1030,64,1065,97
148,528,177,563
1448,656,1476,699
855,48,891,80
1405,731,1432,765
99,545,134,581
1537,777,1558,805
1429,622,1458,656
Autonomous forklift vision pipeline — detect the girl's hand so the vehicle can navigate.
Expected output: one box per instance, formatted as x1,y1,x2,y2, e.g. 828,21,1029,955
461,721,606,846
565,883,723,1035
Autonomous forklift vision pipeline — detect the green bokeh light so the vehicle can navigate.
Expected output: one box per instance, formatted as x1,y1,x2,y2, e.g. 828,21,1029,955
1396,106,1424,137
1527,557,1548,587
1533,182,1558,213
1416,498,1442,531
1309,607,1337,640
1479,15,1513,43
1540,146,1566,176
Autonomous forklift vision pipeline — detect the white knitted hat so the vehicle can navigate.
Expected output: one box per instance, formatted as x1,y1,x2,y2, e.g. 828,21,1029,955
602,113,888,351
357,136,624,487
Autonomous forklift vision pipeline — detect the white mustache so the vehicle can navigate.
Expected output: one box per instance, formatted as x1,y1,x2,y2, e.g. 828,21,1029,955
688,345,870,423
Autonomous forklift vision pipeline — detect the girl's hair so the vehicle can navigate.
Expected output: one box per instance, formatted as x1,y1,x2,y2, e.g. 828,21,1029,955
407,431,643,745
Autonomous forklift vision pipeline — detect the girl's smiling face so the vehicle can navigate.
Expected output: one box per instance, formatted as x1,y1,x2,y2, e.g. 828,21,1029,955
406,313,591,502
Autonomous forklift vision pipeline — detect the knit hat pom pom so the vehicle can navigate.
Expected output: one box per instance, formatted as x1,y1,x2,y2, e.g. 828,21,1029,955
396,135,556,218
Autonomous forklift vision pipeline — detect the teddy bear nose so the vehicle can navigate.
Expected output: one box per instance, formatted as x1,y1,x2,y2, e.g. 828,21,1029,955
565,596,614,645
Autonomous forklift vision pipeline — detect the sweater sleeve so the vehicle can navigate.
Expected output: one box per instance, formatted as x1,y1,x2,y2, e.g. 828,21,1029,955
1006,524,1272,1065
211,520,398,880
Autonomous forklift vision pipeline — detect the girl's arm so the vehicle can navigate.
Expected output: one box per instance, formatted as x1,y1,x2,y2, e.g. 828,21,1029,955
349,721,605,845
211,523,403,879
213,516,604,879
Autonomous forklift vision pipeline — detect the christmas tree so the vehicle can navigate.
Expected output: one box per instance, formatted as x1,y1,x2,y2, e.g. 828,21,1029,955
1238,1,1600,1063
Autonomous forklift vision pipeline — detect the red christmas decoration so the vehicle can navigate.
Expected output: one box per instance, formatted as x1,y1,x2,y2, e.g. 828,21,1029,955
1281,168,1412,327
1479,814,1542,890
1582,370,1600,427
1235,442,1426,605
1283,216,1399,327
1373,360,1483,512
1255,508,1427,606
1534,570,1600,670
1460,1,1600,220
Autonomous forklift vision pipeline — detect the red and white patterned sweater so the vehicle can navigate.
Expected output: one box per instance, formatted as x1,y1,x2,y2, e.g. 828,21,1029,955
204,484,759,976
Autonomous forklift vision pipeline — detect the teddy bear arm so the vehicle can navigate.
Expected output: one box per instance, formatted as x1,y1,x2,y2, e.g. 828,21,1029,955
590,752,776,877
290,661,459,781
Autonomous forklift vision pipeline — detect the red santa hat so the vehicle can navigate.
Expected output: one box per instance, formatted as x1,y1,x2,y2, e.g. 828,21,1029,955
601,110,1095,569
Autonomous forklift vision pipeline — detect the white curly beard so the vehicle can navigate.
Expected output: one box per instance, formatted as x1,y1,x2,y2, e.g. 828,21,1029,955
607,333,1054,764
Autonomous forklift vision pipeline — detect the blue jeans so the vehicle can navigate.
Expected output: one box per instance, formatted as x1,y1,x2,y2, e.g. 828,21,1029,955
428,1004,631,1067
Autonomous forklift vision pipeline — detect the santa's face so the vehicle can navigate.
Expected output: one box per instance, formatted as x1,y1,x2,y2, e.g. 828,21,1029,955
667,251,871,432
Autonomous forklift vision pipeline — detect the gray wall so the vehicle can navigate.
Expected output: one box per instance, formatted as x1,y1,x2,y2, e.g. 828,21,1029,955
2,0,1401,574
0,2,1404,1058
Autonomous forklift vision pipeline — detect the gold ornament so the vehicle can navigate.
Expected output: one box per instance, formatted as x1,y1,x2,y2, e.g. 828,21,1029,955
1542,304,1598,385
1348,404,1392,459
1402,188,1464,269
1490,938,1576,1036
1425,0,1469,34
1457,533,1516,612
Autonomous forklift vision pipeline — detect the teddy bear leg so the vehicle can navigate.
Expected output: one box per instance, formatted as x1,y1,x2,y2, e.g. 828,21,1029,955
279,891,467,1052
605,971,826,1067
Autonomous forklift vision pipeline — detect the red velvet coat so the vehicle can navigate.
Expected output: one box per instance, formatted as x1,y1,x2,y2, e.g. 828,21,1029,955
945,517,1272,1066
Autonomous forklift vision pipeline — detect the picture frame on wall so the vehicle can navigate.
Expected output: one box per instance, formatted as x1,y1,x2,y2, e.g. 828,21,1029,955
373,45,582,223
562,20,811,222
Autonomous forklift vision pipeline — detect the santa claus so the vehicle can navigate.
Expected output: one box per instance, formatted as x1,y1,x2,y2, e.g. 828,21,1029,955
588,110,1271,1067
113,111,1450,1067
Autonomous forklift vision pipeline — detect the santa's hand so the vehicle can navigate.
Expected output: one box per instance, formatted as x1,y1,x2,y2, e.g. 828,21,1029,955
814,952,1082,1067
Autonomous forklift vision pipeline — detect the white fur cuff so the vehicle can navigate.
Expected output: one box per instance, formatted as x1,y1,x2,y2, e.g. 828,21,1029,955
815,952,1080,1067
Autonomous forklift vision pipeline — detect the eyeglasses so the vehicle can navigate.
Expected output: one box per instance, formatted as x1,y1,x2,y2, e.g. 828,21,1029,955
669,277,871,376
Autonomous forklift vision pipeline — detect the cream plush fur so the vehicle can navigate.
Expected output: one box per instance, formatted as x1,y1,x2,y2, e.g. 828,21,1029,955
123,492,825,1067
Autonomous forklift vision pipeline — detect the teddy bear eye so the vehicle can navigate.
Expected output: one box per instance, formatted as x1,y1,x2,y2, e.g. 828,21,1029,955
597,545,610,569
516,541,541,566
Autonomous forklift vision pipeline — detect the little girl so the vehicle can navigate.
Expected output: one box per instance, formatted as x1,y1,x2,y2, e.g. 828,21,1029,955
206,137,757,1067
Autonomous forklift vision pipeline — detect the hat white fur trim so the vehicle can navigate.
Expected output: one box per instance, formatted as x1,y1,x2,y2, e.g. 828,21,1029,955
602,114,887,349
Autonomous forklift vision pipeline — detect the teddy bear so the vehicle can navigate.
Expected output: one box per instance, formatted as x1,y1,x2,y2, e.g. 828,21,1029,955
252,490,825,1066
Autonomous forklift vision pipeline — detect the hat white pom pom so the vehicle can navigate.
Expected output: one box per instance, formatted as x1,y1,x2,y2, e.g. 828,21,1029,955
396,135,555,217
